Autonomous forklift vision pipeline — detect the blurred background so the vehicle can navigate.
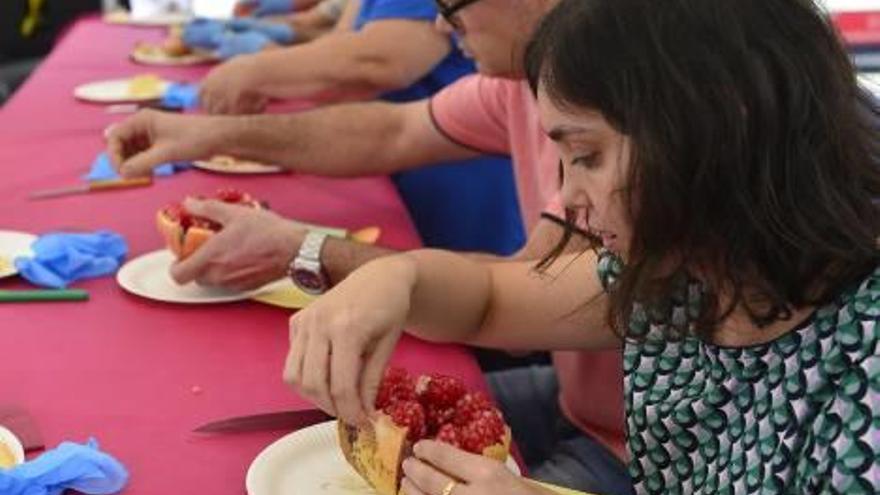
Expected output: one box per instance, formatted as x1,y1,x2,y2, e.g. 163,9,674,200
0,1,106,102
0,0,878,106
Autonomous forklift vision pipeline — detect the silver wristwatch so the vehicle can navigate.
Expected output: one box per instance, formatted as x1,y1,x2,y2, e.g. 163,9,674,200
289,231,330,295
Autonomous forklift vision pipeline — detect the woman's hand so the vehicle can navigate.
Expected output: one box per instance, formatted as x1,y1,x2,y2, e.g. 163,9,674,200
283,254,417,425
402,440,552,495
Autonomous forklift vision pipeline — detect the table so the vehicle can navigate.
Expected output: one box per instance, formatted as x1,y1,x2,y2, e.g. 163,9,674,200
0,16,488,494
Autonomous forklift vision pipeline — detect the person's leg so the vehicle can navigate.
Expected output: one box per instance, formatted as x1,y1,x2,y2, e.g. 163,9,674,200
490,365,635,495
530,420,635,495
487,365,563,468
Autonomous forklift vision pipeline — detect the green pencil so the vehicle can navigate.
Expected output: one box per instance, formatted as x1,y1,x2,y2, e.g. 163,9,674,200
0,289,89,303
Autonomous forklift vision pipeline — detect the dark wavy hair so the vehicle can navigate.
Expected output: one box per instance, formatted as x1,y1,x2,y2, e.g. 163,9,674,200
528,0,880,339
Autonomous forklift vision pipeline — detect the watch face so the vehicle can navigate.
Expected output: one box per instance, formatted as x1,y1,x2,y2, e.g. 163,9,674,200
293,269,326,295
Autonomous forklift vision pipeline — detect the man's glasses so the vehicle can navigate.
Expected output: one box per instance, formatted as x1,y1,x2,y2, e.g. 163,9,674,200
435,0,482,30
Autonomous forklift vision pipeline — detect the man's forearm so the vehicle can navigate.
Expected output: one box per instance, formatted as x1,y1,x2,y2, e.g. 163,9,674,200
322,237,397,284
210,101,431,175
241,37,392,101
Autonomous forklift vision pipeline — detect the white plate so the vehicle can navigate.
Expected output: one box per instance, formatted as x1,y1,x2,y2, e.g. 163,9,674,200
859,72,880,97
117,249,275,304
131,45,217,66
74,78,170,104
192,158,285,175
822,0,878,12
0,426,24,467
103,10,192,27
0,230,36,279
246,421,521,495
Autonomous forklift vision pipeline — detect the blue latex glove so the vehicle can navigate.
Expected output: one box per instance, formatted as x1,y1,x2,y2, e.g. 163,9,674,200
216,31,273,60
83,152,188,181
14,231,128,289
182,18,226,49
227,18,295,44
239,0,294,17
0,438,128,495
161,82,201,110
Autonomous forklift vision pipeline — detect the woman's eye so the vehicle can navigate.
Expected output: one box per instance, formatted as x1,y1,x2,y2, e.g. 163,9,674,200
572,153,599,169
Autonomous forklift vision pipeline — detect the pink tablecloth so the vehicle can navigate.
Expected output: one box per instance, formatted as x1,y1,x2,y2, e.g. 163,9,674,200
0,16,486,494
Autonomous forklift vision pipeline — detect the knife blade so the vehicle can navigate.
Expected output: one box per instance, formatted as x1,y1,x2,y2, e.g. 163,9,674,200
29,177,153,200
193,409,332,434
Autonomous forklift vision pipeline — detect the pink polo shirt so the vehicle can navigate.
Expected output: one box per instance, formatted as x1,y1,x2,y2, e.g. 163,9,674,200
430,75,628,462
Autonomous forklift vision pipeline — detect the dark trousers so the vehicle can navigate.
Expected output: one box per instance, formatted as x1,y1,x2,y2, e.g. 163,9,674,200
488,366,635,495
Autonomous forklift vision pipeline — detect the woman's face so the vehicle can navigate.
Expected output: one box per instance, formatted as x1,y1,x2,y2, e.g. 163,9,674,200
537,84,633,256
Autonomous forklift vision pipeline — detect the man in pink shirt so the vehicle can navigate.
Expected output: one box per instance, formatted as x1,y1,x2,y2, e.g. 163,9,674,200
105,0,632,492
430,71,630,476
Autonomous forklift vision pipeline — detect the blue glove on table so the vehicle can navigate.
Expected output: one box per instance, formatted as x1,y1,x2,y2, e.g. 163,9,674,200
83,152,188,181
182,18,226,49
14,231,128,289
0,438,128,495
216,31,274,60
239,0,294,17
228,18,295,44
161,82,201,110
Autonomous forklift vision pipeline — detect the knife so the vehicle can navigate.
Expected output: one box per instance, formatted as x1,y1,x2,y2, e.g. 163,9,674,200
193,409,332,434
30,177,153,200
0,289,90,303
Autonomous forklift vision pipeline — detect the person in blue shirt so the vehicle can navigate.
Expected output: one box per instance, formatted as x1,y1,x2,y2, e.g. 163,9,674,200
190,0,525,255
183,0,350,58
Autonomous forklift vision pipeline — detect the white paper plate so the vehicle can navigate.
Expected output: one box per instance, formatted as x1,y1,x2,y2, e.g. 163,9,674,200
192,157,285,175
859,72,880,98
246,421,521,495
822,0,878,12
103,10,192,27
116,249,279,304
0,426,25,467
74,78,170,104
0,230,36,279
131,45,217,66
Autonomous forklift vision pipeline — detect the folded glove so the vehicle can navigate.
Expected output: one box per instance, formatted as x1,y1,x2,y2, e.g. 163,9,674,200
0,438,127,495
227,18,295,44
216,31,274,60
83,152,187,181
182,18,226,49
14,231,128,289
161,82,201,110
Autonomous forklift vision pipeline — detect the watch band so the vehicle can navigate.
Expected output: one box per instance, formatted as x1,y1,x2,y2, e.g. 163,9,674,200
298,230,328,264
289,231,330,295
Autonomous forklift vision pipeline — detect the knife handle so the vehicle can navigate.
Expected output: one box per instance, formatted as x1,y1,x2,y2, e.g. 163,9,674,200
89,177,153,192
0,289,89,302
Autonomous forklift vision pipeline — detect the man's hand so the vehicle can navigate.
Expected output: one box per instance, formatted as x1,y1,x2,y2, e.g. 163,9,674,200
170,198,306,291
105,110,221,177
200,56,270,114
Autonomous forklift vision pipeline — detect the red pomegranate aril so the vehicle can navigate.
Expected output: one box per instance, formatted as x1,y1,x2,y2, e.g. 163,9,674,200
375,367,417,410
385,400,426,442
459,410,504,454
453,392,494,426
216,188,245,203
418,374,467,410
435,423,461,448
425,405,455,435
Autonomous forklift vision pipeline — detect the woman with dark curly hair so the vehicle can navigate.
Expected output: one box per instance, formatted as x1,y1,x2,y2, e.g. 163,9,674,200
283,0,880,493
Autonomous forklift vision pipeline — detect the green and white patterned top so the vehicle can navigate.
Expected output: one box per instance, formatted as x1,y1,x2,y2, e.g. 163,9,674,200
596,250,879,494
